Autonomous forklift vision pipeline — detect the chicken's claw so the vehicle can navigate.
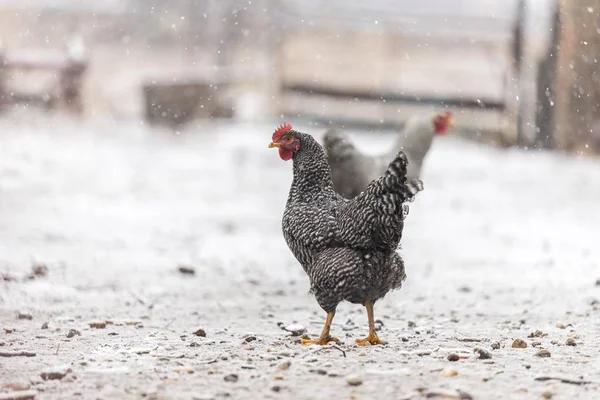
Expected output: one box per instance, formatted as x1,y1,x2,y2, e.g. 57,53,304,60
300,336,339,346
355,333,385,346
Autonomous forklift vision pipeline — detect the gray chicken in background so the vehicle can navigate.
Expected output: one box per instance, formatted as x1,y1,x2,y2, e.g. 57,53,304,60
324,111,453,199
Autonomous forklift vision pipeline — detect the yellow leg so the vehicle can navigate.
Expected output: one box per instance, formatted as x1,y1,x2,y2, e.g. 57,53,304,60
356,300,384,346
301,311,339,345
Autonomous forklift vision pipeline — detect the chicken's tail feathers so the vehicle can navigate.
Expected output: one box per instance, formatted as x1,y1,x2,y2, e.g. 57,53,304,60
378,151,424,201
379,150,409,189
406,179,424,202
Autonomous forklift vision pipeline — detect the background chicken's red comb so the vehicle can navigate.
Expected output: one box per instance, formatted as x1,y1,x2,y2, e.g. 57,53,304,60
272,123,293,141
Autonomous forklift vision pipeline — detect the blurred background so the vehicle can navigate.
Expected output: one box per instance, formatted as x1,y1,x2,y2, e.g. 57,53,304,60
1,1,600,398
0,0,598,153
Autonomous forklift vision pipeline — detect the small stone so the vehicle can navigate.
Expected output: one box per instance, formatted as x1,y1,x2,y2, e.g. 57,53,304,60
595,279,600,287
565,338,576,346
536,349,551,358
4,328,14,334
491,341,501,350
178,265,196,275
108,332,118,336
283,324,306,336
66,329,81,338
244,336,257,343
40,365,72,380
17,312,33,320
89,321,106,329
41,322,48,330
555,323,566,329
193,329,206,337
271,386,281,393
532,341,542,347
346,374,363,386
441,368,458,377
309,369,327,375
447,353,460,362
407,321,416,328
524,364,531,369
512,339,528,348
528,330,547,338
542,391,553,399
28,264,48,279
473,347,492,360
223,374,238,383
277,360,291,371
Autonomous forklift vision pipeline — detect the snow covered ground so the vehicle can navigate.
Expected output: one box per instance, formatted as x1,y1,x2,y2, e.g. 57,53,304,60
1,115,599,399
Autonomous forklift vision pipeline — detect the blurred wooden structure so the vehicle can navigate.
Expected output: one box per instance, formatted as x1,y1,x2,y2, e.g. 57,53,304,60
276,0,521,144
536,0,600,154
0,39,87,115
143,78,234,128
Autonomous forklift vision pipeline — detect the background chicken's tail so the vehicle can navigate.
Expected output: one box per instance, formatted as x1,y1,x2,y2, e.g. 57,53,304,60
323,129,356,161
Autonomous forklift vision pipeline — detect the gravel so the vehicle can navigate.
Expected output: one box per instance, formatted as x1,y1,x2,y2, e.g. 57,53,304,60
1,117,600,399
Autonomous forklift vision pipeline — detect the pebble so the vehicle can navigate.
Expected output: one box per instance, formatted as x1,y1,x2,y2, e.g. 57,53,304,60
491,341,501,350
532,341,542,347
346,374,363,386
178,265,196,275
66,329,81,338
17,312,33,320
89,321,107,329
244,336,257,343
473,347,492,360
447,353,460,362
529,330,547,338
4,328,14,334
41,322,48,330
542,391,553,399
223,374,238,383
277,360,291,371
40,365,72,381
536,349,551,358
193,329,207,337
271,386,281,393
283,324,306,336
555,323,566,329
565,338,576,346
441,368,458,377
407,321,416,328
512,339,527,348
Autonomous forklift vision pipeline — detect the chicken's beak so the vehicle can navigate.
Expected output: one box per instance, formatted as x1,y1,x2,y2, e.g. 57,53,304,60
268,141,280,148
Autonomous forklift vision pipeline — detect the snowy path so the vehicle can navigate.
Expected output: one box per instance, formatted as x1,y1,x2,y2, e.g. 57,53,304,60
1,117,599,399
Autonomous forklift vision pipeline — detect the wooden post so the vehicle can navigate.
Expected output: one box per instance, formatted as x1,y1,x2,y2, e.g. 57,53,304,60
551,0,600,154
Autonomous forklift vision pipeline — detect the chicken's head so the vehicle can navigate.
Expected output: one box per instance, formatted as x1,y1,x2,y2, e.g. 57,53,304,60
433,111,454,135
269,123,300,161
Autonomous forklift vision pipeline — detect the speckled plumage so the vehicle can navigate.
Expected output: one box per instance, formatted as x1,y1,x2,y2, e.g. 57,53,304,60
278,129,423,314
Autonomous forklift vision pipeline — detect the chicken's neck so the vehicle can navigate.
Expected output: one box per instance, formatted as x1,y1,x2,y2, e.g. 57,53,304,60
288,134,334,202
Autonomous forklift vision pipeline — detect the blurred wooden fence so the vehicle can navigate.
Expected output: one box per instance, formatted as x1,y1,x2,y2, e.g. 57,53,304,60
276,0,521,145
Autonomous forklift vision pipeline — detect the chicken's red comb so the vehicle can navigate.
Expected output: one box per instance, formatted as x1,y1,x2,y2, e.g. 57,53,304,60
272,123,293,141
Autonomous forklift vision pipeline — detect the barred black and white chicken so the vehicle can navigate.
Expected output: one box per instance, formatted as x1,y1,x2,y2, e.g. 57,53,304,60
269,123,423,345
324,111,453,199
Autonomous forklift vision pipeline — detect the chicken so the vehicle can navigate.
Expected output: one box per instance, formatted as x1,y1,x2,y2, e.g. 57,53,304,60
324,111,453,199
268,123,423,345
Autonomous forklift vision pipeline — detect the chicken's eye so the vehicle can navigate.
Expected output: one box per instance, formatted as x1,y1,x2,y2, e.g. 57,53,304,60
285,136,293,142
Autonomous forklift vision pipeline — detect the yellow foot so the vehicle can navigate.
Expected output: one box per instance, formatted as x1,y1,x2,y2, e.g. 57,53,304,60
300,336,339,346
355,334,385,346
